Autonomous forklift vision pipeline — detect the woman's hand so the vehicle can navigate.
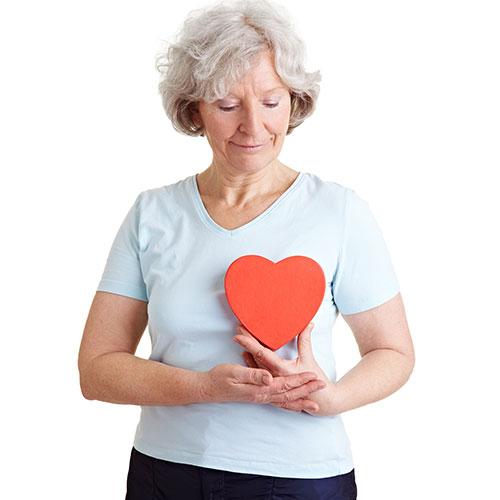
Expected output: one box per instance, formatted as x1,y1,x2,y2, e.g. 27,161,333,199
233,323,335,416
200,363,327,413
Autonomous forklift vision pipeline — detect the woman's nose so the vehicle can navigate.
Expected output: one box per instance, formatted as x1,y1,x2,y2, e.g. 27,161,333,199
238,104,266,136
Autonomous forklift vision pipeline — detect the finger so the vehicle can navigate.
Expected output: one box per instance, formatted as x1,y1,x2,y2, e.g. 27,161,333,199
235,365,273,386
241,351,260,368
261,371,319,397
244,351,267,371
243,372,323,406
239,370,319,405
242,351,258,369
237,324,256,338
268,379,326,406
233,325,284,370
272,398,319,413
233,332,283,373
297,322,315,363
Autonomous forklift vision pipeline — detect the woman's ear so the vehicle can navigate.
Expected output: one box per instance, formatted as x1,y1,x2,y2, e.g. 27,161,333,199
191,102,203,128
192,110,205,136
192,111,201,128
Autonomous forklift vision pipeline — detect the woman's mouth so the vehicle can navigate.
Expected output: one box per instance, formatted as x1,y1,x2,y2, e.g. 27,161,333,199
230,142,265,152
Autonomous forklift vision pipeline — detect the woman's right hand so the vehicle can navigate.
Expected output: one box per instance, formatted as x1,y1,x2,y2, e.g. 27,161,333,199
200,363,327,413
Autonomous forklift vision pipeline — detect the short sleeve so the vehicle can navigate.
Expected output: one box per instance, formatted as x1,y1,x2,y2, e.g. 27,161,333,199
96,192,148,302
331,188,400,315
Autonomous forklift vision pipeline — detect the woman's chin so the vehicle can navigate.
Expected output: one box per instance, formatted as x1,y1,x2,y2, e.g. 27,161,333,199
227,157,277,172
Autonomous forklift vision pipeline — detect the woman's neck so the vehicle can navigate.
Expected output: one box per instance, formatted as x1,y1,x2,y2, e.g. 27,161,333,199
196,161,299,207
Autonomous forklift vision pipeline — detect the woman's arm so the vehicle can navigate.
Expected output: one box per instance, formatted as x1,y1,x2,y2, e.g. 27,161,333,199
80,351,206,405
330,292,415,415
78,291,324,408
328,348,414,415
238,292,415,417
78,291,206,405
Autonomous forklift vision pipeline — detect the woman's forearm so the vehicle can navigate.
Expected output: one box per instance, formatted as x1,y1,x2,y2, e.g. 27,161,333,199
80,352,206,406
329,348,414,416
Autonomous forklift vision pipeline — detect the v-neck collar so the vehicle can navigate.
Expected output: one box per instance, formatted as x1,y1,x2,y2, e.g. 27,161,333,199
191,171,305,237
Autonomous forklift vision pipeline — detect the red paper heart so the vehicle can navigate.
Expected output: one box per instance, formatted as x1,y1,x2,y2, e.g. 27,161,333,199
224,255,326,351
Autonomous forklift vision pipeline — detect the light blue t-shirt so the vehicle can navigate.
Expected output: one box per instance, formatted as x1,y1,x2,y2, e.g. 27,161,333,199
96,171,400,478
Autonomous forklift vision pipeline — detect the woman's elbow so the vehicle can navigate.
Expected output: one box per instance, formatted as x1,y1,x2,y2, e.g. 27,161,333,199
79,373,93,400
78,362,96,400
403,350,416,382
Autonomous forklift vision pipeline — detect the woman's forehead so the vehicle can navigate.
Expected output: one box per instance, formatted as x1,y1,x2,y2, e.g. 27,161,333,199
224,85,288,99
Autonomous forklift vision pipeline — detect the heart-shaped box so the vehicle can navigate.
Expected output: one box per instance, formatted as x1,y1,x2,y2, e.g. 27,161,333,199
224,255,326,350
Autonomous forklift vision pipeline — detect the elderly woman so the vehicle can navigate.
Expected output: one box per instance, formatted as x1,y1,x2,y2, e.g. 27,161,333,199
78,0,414,498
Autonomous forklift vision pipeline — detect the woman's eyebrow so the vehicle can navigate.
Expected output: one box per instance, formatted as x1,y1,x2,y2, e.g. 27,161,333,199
263,86,288,93
224,86,288,99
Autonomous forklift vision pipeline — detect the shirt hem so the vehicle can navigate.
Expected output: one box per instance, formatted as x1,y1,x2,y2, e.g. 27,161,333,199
96,281,148,303
132,437,355,479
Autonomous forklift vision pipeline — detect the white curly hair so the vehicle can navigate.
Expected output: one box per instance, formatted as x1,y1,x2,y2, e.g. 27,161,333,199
155,0,321,136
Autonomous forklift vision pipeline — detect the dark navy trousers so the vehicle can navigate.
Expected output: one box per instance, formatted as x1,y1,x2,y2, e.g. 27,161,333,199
126,447,357,500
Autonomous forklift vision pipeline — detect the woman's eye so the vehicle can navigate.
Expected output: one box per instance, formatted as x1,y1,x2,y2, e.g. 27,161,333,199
219,102,279,112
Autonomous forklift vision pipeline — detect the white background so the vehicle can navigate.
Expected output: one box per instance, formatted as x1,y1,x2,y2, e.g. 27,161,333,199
1,0,499,498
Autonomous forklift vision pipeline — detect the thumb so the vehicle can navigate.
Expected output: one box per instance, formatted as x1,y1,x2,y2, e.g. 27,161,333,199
297,322,315,362
238,366,273,386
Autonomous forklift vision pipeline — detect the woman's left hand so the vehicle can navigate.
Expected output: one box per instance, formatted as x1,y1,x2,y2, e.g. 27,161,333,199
233,323,336,416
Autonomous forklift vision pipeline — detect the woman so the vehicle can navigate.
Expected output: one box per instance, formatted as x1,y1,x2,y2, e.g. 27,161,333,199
78,0,415,498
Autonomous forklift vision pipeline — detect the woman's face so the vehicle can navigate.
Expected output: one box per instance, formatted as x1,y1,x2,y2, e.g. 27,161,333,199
193,50,291,175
